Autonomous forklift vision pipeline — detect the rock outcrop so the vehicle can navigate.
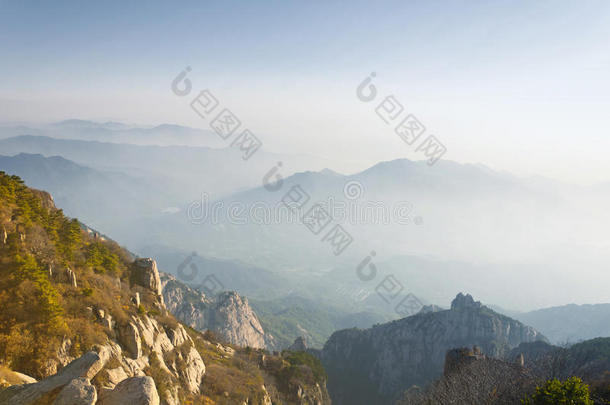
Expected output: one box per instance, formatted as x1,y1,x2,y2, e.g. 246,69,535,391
0,351,105,404
104,313,205,397
54,377,97,405
30,188,55,210
131,258,164,305
66,267,78,288
161,274,274,349
97,376,159,405
211,291,268,348
118,322,142,359
321,293,547,405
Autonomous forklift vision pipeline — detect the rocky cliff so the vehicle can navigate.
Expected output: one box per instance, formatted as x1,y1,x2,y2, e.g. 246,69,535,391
161,274,276,349
321,293,546,405
0,172,330,405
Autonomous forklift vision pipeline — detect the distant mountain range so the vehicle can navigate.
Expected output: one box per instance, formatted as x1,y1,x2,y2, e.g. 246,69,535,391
0,153,175,230
513,303,610,345
1,127,609,404
0,120,227,148
2,125,609,311
128,156,610,309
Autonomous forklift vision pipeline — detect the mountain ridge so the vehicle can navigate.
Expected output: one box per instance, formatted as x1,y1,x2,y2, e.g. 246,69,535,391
320,293,547,405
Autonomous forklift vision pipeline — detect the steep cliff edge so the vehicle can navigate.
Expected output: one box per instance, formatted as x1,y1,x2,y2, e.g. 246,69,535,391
321,293,546,405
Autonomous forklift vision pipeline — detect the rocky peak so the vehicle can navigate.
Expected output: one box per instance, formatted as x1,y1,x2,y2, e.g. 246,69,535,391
451,292,482,310
161,274,275,350
30,189,56,210
216,290,244,305
209,291,269,348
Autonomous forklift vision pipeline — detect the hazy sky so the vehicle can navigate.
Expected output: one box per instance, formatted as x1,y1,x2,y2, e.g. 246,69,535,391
1,0,609,184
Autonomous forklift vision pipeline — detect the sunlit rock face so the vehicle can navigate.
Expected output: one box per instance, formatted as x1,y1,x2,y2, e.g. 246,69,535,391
161,274,274,349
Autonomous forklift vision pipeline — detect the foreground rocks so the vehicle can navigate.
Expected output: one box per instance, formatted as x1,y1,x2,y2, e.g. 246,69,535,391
131,258,164,306
0,299,204,404
55,378,97,405
98,377,159,405
97,313,205,400
0,351,162,405
0,351,104,404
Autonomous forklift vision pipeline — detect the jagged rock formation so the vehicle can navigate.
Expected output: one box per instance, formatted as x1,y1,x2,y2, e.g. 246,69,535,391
161,274,274,349
211,291,268,348
102,312,206,401
321,293,546,405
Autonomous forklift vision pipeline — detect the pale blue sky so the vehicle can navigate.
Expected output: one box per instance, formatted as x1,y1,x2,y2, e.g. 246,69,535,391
1,0,609,183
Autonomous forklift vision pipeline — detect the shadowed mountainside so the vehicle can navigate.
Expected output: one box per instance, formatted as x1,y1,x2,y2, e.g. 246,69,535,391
320,293,546,405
